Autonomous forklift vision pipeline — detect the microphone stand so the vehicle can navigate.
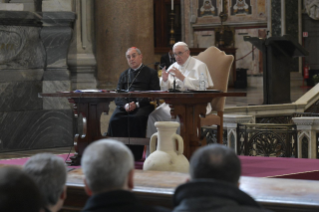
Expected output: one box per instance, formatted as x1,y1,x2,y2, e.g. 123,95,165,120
169,75,180,92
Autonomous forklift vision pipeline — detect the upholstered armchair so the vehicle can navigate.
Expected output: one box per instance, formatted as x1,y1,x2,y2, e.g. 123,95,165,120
194,47,234,144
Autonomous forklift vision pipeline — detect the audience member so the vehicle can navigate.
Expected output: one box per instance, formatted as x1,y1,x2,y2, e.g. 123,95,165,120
81,139,170,212
0,166,44,212
172,144,273,212
24,153,67,212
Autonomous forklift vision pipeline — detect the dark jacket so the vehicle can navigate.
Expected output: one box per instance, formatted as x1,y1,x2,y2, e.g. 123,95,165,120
81,189,170,212
173,179,273,212
160,53,175,69
115,65,160,108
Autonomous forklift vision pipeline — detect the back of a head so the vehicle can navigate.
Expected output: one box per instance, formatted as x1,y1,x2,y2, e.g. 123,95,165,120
0,166,44,212
23,153,67,207
190,144,241,185
81,139,134,194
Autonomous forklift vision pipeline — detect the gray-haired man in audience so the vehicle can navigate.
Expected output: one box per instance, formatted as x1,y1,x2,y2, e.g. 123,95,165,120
81,139,170,212
24,153,67,212
172,144,273,212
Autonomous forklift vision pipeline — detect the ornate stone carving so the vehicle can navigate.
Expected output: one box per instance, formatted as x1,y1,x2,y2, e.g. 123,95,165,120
304,0,319,20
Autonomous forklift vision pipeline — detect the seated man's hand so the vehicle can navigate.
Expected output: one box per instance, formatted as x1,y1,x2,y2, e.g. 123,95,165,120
162,66,169,82
168,67,185,82
124,101,137,112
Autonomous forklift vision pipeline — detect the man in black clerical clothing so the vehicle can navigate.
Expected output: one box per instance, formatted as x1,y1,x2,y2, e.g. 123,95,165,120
81,139,170,212
160,48,175,69
107,47,160,160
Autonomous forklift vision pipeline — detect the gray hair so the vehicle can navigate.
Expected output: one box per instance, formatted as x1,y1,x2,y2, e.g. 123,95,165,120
190,144,241,186
173,41,189,51
23,153,67,206
126,47,142,56
81,139,134,194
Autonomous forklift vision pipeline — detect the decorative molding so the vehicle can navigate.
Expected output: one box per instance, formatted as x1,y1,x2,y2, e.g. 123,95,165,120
304,0,319,20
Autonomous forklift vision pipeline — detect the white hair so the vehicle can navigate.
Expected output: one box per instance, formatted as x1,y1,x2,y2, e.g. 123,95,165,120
173,41,189,51
81,139,134,194
126,47,142,56
23,153,67,207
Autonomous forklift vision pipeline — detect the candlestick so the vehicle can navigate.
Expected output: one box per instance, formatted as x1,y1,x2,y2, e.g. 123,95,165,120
171,0,174,10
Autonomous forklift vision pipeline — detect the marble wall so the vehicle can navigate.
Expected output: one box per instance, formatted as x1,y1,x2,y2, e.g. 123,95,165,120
183,0,267,75
286,0,299,72
235,28,263,75
0,11,75,152
95,0,154,89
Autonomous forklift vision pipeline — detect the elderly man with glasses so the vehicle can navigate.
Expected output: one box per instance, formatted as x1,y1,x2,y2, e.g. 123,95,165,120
146,41,213,138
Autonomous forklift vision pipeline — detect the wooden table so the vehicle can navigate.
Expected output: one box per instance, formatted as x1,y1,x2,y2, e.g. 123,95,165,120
64,168,319,212
40,91,245,165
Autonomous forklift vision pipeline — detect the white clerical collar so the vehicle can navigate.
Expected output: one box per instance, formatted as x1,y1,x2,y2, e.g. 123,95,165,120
132,63,143,71
180,56,191,68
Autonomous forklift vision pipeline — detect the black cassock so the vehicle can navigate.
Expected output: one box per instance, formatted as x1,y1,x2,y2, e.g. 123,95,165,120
107,65,160,160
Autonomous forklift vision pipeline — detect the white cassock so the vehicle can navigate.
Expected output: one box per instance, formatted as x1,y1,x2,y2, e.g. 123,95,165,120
146,56,214,138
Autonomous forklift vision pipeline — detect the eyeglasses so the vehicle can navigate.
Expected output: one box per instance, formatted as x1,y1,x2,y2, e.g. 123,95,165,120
173,50,188,57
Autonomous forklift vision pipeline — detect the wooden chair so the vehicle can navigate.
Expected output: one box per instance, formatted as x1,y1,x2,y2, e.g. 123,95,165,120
194,47,234,144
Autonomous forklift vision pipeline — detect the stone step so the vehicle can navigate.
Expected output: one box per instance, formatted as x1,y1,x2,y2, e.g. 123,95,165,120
247,72,304,88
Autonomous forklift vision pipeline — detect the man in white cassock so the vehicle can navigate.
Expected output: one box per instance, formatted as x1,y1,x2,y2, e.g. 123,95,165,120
146,42,214,138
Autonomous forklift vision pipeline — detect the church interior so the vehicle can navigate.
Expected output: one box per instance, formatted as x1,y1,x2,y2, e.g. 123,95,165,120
1,0,319,211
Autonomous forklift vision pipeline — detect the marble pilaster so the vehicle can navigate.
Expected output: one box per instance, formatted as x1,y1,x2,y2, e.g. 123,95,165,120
67,0,97,90
95,0,154,89
271,0,281,37
292,117,319,159
40,11,75,109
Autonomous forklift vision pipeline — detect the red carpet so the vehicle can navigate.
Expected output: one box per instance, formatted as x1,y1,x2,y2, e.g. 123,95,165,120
0,154,79,168
240,156,319,180
1,154,319,180
0,153,145,170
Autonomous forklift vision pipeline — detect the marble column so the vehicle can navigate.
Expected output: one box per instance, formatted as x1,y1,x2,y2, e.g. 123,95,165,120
67,0,97,90
95,0,154,89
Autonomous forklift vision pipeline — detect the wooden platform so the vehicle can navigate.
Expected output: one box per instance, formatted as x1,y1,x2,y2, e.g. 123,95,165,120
64,168,319,212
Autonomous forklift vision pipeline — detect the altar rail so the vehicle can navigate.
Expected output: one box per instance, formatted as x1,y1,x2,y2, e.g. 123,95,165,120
236,123,297,157
202,114,319,159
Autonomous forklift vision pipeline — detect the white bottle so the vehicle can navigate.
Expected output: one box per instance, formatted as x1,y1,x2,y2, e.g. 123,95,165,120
199,73,206,91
